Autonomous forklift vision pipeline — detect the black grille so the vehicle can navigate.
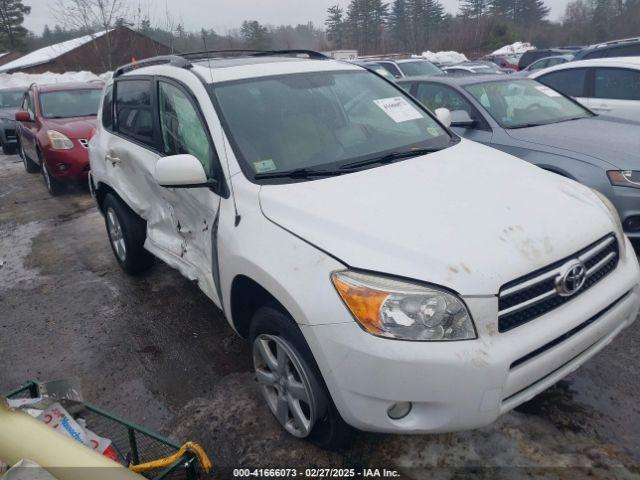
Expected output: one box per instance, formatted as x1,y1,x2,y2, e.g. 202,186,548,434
498,235,619,332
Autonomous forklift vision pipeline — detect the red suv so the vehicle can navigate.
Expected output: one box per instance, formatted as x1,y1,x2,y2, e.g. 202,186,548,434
16,82,103,195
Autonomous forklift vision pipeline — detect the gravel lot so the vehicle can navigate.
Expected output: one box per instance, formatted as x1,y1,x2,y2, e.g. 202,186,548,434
1,152,640,479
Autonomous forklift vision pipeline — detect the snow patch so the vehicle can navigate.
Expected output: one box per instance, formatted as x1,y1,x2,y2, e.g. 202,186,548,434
421,50,468,65
492,42,535,55
0,30,111,72
0,71,111,89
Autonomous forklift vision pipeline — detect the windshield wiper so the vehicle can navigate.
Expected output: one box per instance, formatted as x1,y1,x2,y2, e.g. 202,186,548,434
254,167,346,180
340,148,441,170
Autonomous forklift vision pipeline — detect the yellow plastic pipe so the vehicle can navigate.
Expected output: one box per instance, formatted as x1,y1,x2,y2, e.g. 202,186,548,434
0,399,143,480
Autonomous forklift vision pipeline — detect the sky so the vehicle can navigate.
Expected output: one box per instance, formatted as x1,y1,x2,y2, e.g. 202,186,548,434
24,0,571,35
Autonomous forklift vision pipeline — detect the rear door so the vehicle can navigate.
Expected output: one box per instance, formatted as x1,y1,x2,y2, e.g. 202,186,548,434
100,77,184,261
590,67,640,120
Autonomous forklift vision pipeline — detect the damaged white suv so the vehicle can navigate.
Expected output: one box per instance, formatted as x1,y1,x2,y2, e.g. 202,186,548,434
89,51,640,446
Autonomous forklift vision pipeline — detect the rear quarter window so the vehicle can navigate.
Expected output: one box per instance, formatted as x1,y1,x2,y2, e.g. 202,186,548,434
102,85,113,130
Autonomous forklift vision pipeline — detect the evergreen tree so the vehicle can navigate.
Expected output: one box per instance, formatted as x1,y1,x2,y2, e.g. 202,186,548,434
325,5,345,49
389,0,410,50
460,0,489,18
514,0,550,26
0,0,30,50
345,0,388,54
241,20,271,50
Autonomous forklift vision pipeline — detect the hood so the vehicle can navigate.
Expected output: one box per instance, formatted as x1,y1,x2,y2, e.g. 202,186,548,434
0,107,19,120
259,140,616,296
44,117,96,139
505,117,640,169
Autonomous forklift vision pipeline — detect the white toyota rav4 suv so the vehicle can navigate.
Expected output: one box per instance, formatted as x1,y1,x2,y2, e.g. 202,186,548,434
89,50,640,447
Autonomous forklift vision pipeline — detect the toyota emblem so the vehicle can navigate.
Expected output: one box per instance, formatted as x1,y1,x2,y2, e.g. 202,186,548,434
555,260,587,297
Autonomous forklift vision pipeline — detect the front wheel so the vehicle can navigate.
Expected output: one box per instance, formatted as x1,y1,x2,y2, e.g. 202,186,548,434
103,193,154,275
250,306,353,449
41,159,62,195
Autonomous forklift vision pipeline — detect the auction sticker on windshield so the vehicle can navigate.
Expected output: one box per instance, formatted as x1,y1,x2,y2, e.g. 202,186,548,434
374,96,423,123
253,159,277,173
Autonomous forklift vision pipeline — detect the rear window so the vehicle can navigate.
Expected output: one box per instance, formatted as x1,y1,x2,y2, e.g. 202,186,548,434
594,68,640,100
115,80,155,148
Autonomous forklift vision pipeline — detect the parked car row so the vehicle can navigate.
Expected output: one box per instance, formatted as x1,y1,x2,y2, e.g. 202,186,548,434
7,50,640,448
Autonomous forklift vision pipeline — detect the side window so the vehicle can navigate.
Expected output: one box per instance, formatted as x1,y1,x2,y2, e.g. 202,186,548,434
594,68,640,100
379,62,402,78
102,85,113,130
25,91,34,116
416,83,474,116
538,68,587,97
610,44,640,57
158,81,217,177
115,80,155,148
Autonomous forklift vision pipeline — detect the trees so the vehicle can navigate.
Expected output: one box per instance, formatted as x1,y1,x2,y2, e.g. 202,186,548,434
325,5,345,49
0,0,31,50
388,0,410,51
344,0,388,55
241,20,271,50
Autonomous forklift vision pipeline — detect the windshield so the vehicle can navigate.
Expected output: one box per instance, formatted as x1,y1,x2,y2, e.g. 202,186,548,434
464,79,591,128
211,70,451,179
0,91,24,108
398,61,443,77
39,89,103,118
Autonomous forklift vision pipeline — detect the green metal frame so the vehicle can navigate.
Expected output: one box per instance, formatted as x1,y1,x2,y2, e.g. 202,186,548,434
5,381,199,480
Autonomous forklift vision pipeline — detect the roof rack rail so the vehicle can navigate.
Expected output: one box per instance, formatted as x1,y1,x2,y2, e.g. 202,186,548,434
113,49,329,78
181,49,329,61
593,36,640,48
114,55,192,77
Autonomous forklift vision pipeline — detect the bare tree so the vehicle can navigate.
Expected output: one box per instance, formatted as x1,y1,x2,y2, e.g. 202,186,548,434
49,0,130,70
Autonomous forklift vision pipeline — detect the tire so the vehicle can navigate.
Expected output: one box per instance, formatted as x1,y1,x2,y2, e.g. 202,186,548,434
40,157,63,195
102,193,154,275
19,142,38,173
1,142,16,155
250,306,353,449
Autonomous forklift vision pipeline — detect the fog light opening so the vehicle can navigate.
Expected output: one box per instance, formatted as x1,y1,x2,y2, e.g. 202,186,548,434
387,401,412,420
623,215,640,232
56,163,68,172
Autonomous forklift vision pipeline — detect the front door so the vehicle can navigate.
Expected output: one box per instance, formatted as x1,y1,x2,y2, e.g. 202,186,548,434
154,78,227,306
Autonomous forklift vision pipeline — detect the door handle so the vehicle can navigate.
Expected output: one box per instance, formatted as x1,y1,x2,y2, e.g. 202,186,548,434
105,153,121,165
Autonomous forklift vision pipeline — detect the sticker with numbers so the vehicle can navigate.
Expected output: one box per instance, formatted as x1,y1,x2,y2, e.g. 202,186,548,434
374,97,423,123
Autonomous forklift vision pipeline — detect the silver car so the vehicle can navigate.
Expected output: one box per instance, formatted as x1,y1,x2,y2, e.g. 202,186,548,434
399,75,640,238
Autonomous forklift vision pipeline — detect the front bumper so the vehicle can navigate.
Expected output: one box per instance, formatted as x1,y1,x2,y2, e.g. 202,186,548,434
43,143,90,182
302,237,640,433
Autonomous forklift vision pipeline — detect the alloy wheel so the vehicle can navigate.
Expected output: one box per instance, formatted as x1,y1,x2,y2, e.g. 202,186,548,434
253,334,317,438
106,207,127,262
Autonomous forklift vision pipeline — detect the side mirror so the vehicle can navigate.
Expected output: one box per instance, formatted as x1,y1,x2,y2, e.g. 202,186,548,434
450,110,476,128
434,108,452,128
154,154,208,188
15,111,31,122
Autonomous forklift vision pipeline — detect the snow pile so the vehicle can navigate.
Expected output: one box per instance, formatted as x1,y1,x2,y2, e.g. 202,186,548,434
0,71,111,89
492,42,535,55
0,30,110,72
421,51,468,65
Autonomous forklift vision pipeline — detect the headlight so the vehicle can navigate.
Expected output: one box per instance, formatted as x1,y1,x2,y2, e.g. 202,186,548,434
332,271,476,341
47,130,74,150
607,170,640,189
592,189,625,247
